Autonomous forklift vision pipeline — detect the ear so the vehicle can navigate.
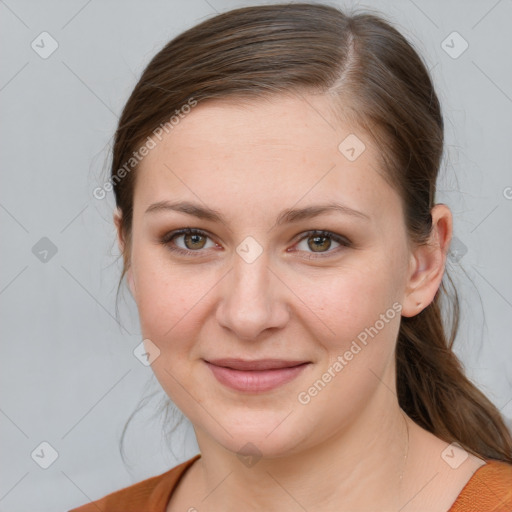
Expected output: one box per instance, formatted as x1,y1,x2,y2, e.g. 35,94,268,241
401,204,453,317
113,208,136,299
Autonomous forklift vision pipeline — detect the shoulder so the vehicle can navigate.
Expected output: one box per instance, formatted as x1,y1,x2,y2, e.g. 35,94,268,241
68,454,201,512
448,459,512,512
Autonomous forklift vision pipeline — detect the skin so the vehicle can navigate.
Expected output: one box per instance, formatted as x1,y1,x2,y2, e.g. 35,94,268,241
114,93,485,511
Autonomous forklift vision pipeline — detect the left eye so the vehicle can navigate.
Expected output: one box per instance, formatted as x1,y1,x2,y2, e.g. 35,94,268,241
293,230,351,258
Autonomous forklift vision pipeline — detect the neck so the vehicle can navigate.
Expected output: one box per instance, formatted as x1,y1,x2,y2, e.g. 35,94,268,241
193,396,411,511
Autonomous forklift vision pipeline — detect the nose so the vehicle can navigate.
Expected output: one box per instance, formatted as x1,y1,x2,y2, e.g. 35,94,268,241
215,249,290,340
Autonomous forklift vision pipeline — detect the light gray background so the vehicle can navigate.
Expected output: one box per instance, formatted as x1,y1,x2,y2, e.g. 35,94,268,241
1,0,511,510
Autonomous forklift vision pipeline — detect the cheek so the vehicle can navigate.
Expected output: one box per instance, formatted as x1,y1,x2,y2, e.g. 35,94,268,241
292,261,403,342
293,271,402,423
135,272,209,348
130,245,208,345
132,262,213,400
292,264,404,405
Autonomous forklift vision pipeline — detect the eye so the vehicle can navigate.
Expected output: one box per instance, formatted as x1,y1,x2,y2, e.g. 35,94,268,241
292,230,352,259
160,228,218,256
160,228,352,259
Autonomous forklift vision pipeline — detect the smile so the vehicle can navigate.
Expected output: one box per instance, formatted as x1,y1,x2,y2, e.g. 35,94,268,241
204,359,311,392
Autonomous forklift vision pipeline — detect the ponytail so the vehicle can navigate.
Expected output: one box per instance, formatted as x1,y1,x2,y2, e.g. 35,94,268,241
396,277,512,462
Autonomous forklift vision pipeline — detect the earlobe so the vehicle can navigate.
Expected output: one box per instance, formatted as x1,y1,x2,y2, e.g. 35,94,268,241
401,204,453,317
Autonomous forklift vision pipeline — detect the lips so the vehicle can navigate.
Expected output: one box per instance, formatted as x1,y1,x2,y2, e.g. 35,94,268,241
204,358,311,392
204,358,309,371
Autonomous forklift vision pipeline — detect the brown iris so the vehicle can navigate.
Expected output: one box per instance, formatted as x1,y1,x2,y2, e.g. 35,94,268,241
184,233,207,250
308,234,332,252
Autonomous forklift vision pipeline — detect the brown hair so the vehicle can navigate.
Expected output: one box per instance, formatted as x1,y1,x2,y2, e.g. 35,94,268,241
112,3,512,463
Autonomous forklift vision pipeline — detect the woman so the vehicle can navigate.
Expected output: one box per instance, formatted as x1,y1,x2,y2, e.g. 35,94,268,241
71,3,512,511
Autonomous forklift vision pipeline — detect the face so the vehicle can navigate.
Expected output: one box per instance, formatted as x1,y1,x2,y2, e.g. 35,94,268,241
121,93,414,458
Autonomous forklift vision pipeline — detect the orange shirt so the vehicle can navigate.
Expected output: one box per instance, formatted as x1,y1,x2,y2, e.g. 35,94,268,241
69,454,512,511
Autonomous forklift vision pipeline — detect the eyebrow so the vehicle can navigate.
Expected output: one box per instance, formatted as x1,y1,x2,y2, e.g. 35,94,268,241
144,200,370,227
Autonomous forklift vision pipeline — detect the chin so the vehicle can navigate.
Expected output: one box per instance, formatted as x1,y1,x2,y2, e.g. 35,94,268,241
195,407,313,461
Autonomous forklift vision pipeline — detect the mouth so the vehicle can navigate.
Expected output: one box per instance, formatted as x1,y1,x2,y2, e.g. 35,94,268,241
203,358,311,392
204,358,310,371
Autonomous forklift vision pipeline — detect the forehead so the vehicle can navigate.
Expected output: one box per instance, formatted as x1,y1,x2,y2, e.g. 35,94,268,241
133,93,400,224
146,93,362,161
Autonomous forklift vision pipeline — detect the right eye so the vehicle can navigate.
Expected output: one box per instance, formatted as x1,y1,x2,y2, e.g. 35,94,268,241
160,228,219,256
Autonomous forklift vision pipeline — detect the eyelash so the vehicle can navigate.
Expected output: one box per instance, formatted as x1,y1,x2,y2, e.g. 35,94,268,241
159,228,352,260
